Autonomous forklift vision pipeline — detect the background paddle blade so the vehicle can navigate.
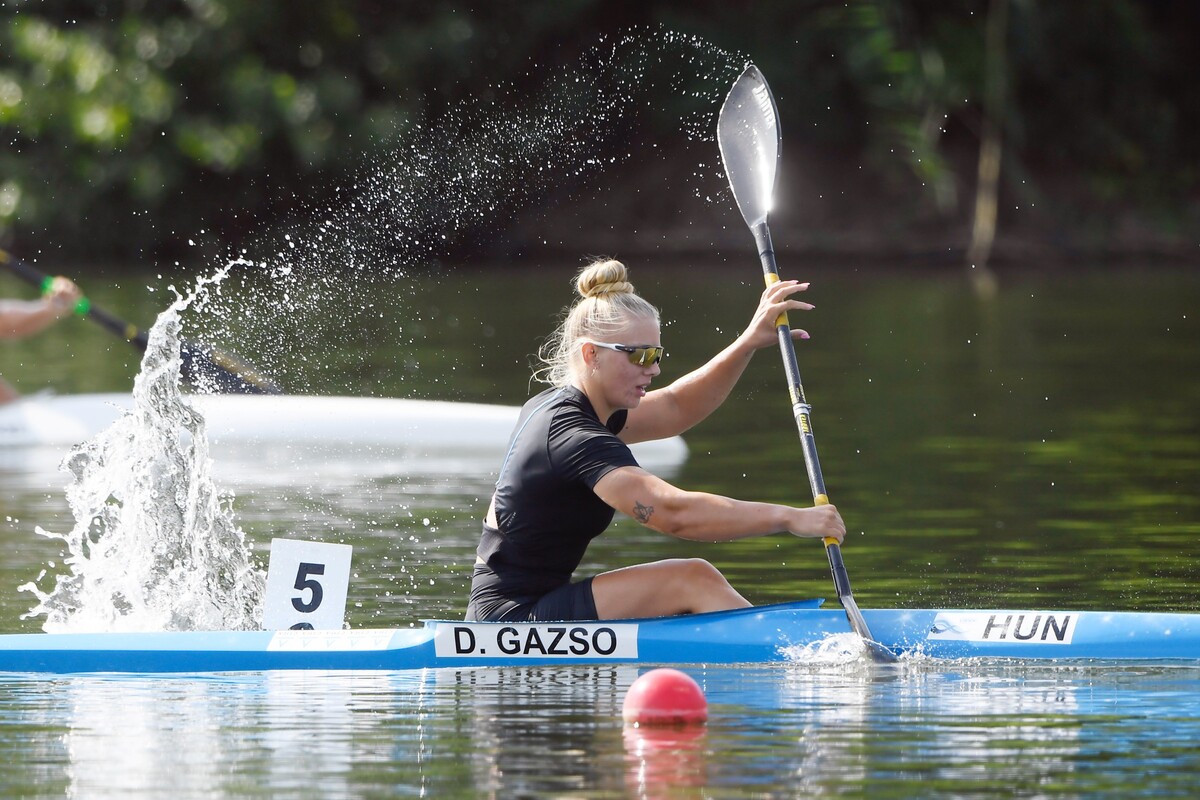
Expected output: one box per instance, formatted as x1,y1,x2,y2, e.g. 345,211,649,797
181,342,282,395
717,64,781,228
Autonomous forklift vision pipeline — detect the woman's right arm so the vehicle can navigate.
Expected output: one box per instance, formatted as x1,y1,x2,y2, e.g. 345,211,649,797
592,465,846,544
621,279,814,444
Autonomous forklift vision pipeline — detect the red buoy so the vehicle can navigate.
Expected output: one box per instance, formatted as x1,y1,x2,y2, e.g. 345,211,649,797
622,668,708,725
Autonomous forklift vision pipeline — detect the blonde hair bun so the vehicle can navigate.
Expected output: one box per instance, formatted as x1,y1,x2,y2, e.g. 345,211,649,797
535,256,659,388
576,259,634,299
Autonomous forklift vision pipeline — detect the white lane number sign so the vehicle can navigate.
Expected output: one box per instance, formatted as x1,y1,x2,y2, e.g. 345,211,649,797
262,538,353,630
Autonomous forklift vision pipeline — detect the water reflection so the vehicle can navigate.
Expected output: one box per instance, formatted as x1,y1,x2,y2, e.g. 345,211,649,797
768,660,1200,794
3,661,1200,796
623,724,708,799
438,665,635,796
1,671,444,797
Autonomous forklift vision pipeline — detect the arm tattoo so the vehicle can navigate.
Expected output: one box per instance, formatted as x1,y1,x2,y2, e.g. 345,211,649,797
632,500,654,524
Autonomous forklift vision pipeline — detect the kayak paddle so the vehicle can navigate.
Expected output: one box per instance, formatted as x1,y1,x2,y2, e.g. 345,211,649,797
717,65,895,662
0,248,281,394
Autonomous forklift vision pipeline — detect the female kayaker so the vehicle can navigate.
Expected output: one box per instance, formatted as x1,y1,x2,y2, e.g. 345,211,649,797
466,258,846,622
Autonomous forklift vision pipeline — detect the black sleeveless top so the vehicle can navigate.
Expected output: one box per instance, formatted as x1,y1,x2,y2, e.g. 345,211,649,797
474,386,640,597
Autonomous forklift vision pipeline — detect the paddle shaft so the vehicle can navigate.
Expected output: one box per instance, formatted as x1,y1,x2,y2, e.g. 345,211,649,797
749,221,862,613
717,65,892,659
0,248,280,394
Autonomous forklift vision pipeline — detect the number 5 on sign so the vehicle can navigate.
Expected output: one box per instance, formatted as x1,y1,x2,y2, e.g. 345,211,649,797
262,539,353,630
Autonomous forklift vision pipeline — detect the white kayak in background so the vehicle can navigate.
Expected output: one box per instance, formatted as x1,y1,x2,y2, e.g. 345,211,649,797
0,392,689,484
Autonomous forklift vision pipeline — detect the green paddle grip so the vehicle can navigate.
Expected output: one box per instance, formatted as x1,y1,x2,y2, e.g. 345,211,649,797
40,275,90,315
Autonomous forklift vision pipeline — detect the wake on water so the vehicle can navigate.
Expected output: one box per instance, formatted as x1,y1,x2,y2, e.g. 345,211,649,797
780,633,881,667
20,277,265,633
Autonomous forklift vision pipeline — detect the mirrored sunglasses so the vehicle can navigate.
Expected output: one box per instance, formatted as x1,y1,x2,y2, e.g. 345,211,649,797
589,341,665,367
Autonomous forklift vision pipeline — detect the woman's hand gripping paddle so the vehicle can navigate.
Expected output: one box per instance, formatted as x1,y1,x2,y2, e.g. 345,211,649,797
717,65,895,663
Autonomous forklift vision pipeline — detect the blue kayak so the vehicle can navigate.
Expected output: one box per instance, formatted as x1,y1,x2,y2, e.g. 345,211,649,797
1,600,1197,674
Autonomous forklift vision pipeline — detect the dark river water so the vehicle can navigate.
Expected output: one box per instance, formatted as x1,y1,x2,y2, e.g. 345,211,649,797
1,260,1197,796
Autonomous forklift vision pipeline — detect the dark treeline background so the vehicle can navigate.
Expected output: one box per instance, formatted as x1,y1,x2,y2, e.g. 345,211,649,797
1,0,1197,268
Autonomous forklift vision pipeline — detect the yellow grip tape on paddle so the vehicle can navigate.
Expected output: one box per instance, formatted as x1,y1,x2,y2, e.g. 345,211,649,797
813,493,838,547
762,272,789,328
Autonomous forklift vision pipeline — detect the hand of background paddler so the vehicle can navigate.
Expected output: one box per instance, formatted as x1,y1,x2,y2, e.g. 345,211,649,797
43,276,83,317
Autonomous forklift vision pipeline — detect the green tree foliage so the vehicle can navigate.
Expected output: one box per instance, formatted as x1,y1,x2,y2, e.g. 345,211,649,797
0,0,631,257
0,0,1196,260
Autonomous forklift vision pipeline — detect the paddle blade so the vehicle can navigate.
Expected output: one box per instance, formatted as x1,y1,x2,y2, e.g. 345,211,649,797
181,341,282,395
717,64,782,228
838,592,900,664
824,541,896,662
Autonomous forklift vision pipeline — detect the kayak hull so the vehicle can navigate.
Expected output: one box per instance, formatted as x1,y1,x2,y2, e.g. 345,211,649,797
1,601,1197,674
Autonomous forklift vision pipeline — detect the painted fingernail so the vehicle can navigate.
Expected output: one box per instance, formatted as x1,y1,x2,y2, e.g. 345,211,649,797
800,332,811,339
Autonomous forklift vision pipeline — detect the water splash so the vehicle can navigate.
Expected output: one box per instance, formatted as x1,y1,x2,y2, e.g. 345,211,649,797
780,633,885,667
184,27,748,396
20,273,265,633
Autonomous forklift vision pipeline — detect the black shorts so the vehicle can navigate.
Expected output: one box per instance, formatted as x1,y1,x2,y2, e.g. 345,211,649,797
466,562,598,622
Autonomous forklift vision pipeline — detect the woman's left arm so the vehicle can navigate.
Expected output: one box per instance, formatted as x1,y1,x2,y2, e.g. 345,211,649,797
621,279,815,443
